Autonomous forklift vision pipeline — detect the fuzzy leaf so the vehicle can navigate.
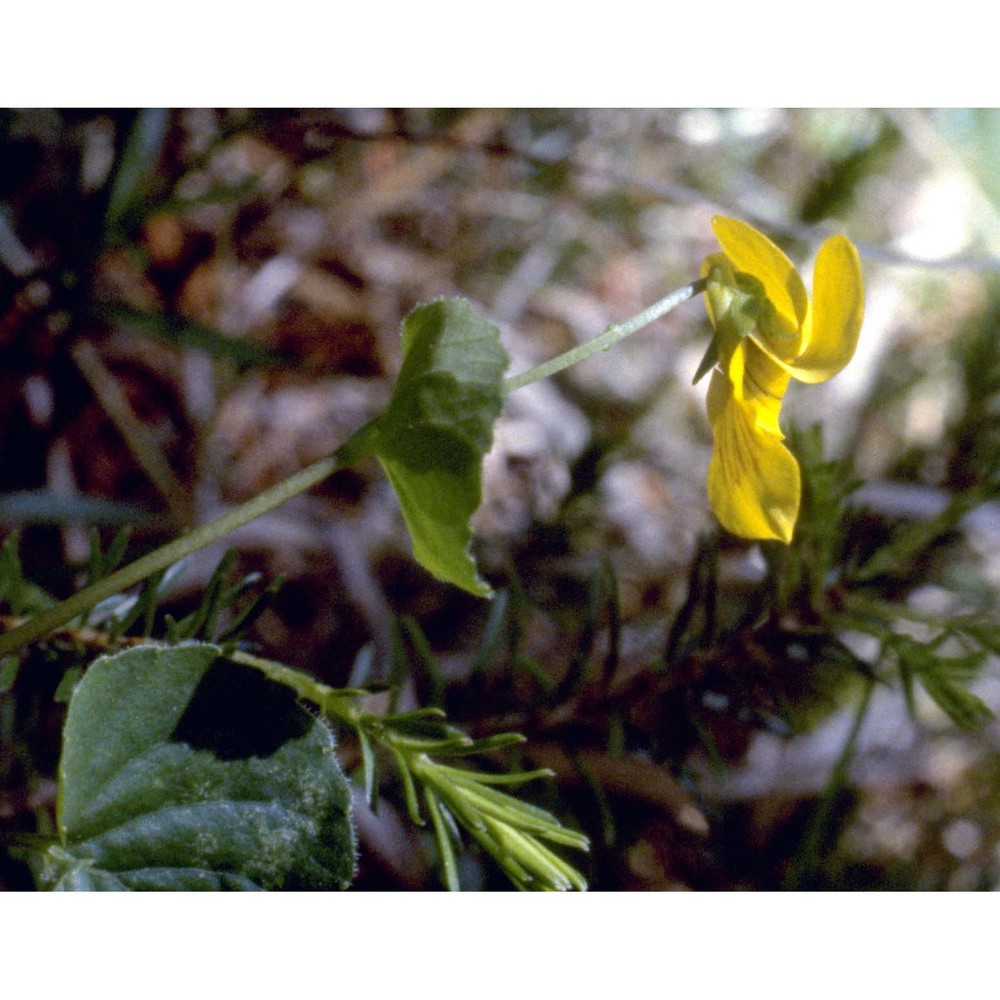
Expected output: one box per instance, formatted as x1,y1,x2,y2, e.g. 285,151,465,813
371,298,508,596
42,643,355,891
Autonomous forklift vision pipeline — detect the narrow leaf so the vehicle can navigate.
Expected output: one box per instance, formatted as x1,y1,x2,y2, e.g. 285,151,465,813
104,109,171,242
102,305,289,370
425,788,461,891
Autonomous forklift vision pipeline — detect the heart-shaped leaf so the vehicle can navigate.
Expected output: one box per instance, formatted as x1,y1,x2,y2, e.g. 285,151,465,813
41,643,355,891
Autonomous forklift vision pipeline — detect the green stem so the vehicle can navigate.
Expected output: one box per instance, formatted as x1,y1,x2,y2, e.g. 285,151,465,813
0,424,378,659
231,649,369,731
784,677,874,890
504,278,706,393
0,276,707,658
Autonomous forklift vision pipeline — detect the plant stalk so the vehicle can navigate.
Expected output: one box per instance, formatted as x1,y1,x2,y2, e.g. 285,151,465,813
784,677,874,889
504,278,706,393
0,426,376,658
0,277,707,658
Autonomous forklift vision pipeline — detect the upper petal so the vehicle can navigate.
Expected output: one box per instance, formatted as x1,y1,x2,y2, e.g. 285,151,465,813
711,216,808,335
790,234,864,384
706,377,801,543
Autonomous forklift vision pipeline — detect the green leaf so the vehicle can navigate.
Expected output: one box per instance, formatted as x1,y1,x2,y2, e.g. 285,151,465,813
920,670,993,731
0,655,19,694
414,754,589,890
41,643,355,891
0,532,54,615
371,298,509,596
104,109,171,243
101,305,289,370
851,482,997,584
893,636,992,731
0,490,155,527
424,788,461,891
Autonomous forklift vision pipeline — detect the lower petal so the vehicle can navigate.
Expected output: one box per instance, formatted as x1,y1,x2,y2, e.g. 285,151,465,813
707,385,801,543
740,342,790,435
710,344,789,438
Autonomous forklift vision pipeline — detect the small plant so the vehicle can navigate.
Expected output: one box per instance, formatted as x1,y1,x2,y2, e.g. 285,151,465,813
3,110,998,891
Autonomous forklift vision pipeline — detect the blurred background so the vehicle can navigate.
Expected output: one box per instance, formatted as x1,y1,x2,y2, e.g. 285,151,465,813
5,108,1000,890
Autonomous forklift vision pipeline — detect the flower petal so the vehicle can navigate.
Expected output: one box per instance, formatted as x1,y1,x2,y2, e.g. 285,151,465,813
711,216,808,335
713,340,790,437
790,234,864,384
707,370,801,543
740,342,790,435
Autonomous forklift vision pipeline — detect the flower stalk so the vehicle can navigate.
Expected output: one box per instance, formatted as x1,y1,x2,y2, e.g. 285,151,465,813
0,284,707,658
504,278,706,393
0,217,859,657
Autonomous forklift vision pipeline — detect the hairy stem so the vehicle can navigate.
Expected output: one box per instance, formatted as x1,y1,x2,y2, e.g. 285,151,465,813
504,278,706,393
0,425,377,658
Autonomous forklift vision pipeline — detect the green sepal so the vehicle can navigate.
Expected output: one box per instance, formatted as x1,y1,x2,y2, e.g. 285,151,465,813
692,330,721,385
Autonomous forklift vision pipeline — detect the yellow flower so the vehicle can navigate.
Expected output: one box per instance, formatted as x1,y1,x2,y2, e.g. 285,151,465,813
699,216,864,543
